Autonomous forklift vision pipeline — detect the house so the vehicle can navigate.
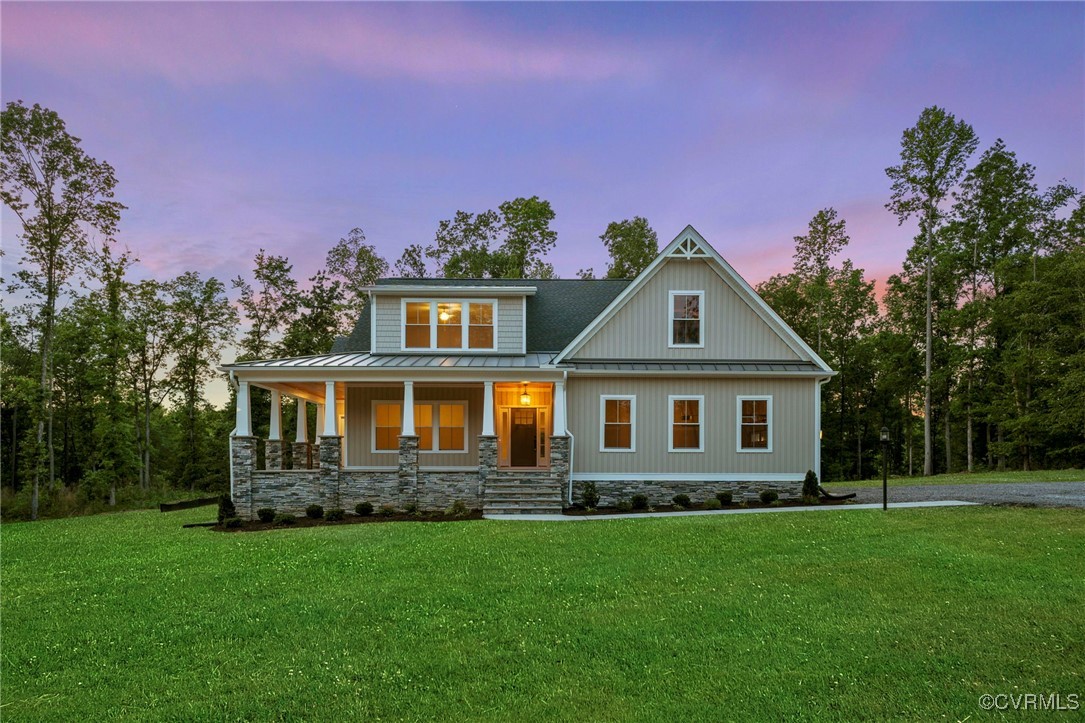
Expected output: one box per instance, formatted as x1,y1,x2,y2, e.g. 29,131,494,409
223,226,835,518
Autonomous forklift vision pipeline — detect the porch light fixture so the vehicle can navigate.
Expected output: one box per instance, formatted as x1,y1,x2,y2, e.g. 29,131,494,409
438,309,451,322
519,384,531,406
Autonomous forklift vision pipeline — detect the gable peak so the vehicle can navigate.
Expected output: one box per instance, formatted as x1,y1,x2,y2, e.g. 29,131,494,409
666,227,712,260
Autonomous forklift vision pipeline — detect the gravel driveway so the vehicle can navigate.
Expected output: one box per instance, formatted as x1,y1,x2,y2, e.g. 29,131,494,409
831,482,1085,508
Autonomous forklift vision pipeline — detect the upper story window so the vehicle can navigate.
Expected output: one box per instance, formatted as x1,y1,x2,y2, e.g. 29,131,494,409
402,300,495,351
670,291,704,348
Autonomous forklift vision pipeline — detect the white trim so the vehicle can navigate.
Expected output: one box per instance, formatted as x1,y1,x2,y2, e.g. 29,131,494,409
816,377,830,480
343,466,397,472
370,399,469,454
668,394,704,453
365,285,536,296
400,298,498,353
521,296,527,355
565,369,834,378
235,381,251,437
736,395,773,453
570,472,805,482
599,394,636,453
418,466,478,472
668,290,705,349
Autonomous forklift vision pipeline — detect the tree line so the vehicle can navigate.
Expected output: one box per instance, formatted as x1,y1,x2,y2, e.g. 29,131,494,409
2,101,1081,520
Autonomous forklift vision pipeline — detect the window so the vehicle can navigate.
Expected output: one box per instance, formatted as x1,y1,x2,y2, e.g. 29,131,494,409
600,395,636,452
738,396,772,452
402,300,495,351
670,291,704,347
371,401,468,453
669,395,704,452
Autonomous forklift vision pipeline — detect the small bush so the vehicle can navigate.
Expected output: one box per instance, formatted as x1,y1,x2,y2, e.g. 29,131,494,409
257,507,276,523
802,470,819,499
404,502,420,516
759,490,779,504
305,504,324,519
802,494,820,506
274,513,296,526
672,493,692,509
217,495,236,524
616,498,632,512
703,497,722,510
716,491,733,505
224,516,243,529
581,482,600,509
355,501,374,516
326,508,345,521
378,505,396,517
770,500,784,507
445,499,469,517
631,494,649,510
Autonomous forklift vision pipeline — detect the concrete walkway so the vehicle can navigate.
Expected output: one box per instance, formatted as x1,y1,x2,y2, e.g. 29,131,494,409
835,482,1085,509
484,499,978,522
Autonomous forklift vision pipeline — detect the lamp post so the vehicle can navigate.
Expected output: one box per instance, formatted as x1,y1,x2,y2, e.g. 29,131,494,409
880,426,890,511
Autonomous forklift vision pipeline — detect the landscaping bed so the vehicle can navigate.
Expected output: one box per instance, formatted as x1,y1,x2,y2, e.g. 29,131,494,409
563,497,851,516
215,508,483,531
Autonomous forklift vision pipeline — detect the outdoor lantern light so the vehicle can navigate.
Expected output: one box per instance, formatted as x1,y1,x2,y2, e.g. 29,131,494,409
880,426,890,511
880,427,890,443
520,384,531,406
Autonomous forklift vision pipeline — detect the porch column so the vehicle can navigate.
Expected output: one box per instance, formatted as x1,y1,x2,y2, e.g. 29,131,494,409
266,391,283,470
231,380,255,519
401,381,415,436
318,382,341,510
235,380,251,436
292,398,311,470
482,381,495,436
553,380,567,435
316,404,325,437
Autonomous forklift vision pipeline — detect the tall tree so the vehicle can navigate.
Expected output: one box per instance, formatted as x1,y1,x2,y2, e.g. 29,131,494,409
394,243,429,278
232,249,298,361
886,106,978,476
1,101,124,519
125,278,176,489
326,228,389,329
493,196,557,278
427,210,500,278
792,208,849,355
600,216,658,279
280,270,346,357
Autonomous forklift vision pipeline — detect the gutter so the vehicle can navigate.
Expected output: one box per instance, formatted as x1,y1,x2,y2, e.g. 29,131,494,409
228,371,239,498
561,370,577,506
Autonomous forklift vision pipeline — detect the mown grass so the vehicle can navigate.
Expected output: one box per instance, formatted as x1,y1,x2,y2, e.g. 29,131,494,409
825,468,1085,489
2,506,1083,720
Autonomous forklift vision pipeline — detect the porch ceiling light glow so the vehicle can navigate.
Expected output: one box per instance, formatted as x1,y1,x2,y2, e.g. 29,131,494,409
519,383,531,406
438,310,451,322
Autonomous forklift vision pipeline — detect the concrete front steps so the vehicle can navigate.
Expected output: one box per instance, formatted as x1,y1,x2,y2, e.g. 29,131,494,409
483,479,564,515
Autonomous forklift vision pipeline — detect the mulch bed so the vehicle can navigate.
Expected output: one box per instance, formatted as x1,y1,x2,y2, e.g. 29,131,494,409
563,498,853,516
212,510,484,532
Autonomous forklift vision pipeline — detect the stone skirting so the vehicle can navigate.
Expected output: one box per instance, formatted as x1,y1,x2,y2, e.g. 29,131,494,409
251,470,324,515
292,442,312,470
570,479,803,508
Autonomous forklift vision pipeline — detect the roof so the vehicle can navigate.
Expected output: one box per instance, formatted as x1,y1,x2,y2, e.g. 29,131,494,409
228,351,557,369
330,277,632,354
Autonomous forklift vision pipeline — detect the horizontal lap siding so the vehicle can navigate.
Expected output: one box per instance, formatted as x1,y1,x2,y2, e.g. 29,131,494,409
574,259,801,361
345,386,483,467
566,376,814,475
371,296,523,354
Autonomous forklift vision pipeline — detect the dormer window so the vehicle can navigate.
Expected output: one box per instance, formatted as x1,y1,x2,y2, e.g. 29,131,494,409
402,299,495,351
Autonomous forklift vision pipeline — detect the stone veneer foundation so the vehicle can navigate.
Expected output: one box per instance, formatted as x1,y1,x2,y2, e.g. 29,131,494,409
570,479,802,508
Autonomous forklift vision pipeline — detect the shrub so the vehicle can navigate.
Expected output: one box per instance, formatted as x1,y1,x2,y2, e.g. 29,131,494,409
703,497,722,510
274,513,295,526
403,502,420,516
802,495,820,506
716,491,733,506
224,516,243,529
672,493,692,509
770,500,784,507
378,505,396,517
802,470,819,499
445,499,469,517
616,499,632,512
217,495,236,524
581,482,600,509
256,508,275,523
760,490,779,504
355,501,374,516
631,494,649,510
305,504,324,519
326,508,345,521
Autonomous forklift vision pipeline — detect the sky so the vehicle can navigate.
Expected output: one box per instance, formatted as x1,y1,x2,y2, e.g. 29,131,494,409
2,2,1083,402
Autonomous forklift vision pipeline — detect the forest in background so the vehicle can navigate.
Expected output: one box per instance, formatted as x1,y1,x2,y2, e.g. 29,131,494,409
2,100,1082,520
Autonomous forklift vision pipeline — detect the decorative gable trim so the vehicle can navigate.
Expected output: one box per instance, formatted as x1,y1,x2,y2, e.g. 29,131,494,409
552,225,833,373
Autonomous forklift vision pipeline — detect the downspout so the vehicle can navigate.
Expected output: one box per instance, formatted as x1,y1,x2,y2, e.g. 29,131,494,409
561,370,576,505
816,376,830,483
228,370,239,498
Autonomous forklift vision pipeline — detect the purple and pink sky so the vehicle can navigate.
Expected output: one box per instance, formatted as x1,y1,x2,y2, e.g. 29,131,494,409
3,2,1083,306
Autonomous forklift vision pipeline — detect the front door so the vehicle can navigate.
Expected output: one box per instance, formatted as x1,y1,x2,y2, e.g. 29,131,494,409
510,408,538,467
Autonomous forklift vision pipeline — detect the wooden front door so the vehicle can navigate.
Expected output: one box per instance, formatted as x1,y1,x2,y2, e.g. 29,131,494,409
510,408,538,467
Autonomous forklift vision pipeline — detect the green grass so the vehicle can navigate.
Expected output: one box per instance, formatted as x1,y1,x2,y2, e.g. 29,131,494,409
825,468,1085,489
3,507,1083,721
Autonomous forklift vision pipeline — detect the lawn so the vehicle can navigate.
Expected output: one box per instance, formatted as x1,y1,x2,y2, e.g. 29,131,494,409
2,506,1083,721
824,468,1085,489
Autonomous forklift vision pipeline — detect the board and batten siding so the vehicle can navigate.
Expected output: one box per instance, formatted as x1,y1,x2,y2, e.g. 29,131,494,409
566,376,815,477
371,295,524,354
345,385,484,467
572,259,802,361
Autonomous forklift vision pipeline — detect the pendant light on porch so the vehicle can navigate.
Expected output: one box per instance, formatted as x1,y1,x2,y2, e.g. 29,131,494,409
519,383,531,406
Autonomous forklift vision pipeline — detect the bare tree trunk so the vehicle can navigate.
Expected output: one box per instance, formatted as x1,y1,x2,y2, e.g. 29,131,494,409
924,221,934,477
966,412,974,473
997,426,1006,471
907,396,914,477
944,409,952,474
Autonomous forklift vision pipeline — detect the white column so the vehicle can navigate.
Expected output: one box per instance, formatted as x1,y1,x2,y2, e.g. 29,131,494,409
401,381,415,436
482,381,495,436
235,380,251,437
295,399,308,443
323,381,338,436
316,404,325,437
553,380,567,435
268,391,282,441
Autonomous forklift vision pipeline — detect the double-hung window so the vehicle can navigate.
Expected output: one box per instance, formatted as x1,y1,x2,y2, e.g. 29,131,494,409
669,395,704,452
737,396,772,452
403,300,495,351
599,395,636,452
372,401,468,453
670,291,704,347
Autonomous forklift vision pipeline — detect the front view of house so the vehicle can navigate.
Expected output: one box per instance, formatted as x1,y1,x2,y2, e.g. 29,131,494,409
224,226,835,517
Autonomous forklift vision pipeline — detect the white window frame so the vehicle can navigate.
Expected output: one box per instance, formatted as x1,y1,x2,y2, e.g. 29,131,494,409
400,298,497,352
668,290,705,349
736,395,773,453
599,395,636,453
370,400,469,454
668,394,704,453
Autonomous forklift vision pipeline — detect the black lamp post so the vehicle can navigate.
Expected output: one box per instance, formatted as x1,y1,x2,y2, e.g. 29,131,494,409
880,426,890,511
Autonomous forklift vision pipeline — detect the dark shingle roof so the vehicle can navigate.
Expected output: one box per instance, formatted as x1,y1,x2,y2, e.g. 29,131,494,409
330,278,631,354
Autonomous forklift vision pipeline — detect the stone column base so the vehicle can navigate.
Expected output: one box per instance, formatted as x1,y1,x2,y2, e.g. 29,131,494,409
266,440,283,470
292,442,312,470
398,435,419,505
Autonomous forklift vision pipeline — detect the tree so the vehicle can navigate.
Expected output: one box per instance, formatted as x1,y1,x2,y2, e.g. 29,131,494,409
125,278,176,489
426,199,559,279
1,101,124,519
280,270,345,357
232,250,298,361
427,210,501,278
600,217,658,278
885,106,978,476
326,228,389,329
494,196,557,278
792,208,849,355
394,244,428,278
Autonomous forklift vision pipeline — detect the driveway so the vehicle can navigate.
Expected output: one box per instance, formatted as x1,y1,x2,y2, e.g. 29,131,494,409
832,482,1085,509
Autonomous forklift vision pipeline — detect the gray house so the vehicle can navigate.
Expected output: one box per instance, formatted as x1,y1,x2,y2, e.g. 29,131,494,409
224,226,835,518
